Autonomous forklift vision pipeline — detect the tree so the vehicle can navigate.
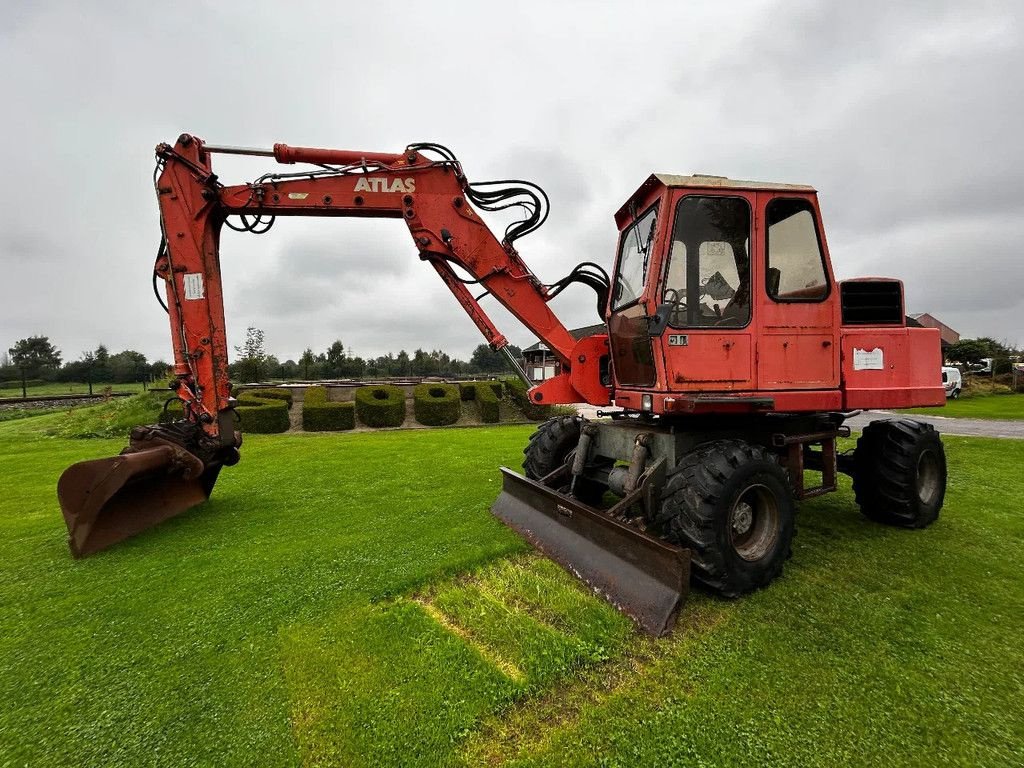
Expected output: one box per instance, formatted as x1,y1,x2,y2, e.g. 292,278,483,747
470,343,523,373
325,340,346,377
56,350,97,392
411,348,432,376
108,350,149,384
233,326,268,382
93,344,111,382
300,348,316,379
150,360,172,381
9,336,62,397
396,350,411,375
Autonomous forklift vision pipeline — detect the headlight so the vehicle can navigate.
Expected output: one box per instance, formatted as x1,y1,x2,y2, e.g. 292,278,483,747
641,394,653,412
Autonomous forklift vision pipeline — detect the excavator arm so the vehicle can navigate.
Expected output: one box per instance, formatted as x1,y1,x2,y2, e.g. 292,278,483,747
57,134,612,556
154,134,610,445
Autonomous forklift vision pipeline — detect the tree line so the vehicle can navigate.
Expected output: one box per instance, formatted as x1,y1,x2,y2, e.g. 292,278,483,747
2,337,169,388
2,329,523,392
229,326,522,382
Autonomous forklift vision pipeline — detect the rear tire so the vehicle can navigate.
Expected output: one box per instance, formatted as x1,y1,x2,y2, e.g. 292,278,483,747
522,416,606,505
853,419,946,528
653,440,795,597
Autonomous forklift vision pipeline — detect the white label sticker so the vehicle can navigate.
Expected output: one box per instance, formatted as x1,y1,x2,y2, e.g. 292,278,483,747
287,192,309,200
183,273,205,300
853,347,884,370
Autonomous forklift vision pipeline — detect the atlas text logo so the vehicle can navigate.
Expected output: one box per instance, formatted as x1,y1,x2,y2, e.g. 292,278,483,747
353,177,416,193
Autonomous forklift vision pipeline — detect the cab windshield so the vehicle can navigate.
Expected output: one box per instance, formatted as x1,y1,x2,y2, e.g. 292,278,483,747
662,196,751,327
612,205,658,310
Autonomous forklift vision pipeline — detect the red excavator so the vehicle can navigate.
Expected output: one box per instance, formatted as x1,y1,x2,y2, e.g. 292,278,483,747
57,135,947,634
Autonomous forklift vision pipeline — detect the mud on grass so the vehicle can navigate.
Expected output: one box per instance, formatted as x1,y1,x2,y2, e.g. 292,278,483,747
0,420,1022,766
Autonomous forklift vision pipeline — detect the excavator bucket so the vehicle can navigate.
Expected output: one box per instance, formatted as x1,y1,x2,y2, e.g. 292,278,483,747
491,468,690,636
57,445,218,558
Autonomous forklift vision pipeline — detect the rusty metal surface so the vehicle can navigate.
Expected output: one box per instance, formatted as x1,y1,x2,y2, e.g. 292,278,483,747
57,446,217,558
491,468,689,636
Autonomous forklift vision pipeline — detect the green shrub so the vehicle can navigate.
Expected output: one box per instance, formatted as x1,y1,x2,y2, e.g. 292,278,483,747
457,382,501,422
235,390,290,434
413,383,460,426
302,386,355,431
503,376,552,421
458,381,504,402
236,387,293,407
476,384,500,423
354,385,407,428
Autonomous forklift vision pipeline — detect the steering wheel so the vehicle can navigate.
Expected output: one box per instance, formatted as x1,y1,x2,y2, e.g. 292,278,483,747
663,289,687,326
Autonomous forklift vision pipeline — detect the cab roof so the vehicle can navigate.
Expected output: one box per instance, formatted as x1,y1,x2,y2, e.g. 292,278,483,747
653,173,815,191
615,173,816,225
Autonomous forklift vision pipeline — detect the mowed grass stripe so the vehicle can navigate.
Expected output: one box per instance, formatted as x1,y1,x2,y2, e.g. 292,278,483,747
414,596,527,683
280,598,519,767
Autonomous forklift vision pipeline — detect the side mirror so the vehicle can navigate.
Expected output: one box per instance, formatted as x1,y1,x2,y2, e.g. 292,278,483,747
647,303,673,337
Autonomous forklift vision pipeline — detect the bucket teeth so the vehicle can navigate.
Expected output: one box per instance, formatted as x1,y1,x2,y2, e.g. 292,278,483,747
491,468,689,636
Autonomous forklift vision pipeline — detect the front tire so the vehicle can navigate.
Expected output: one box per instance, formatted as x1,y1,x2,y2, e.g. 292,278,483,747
522,416,606,505
653,440,796,597
853,419,946,528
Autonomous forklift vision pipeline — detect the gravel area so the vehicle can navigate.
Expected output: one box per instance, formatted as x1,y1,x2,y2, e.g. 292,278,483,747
844,410,1024,440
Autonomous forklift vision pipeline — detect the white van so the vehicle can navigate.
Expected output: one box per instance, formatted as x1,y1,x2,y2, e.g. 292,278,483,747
941,366,962,399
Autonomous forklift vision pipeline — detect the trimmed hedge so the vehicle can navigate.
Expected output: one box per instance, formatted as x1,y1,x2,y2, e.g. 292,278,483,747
458,382,500,423
458,381,503,401
413,383,461,426
302,386,355,431
236,387,293,407
503,376,552,421
235,389,290,434
354,385,407,428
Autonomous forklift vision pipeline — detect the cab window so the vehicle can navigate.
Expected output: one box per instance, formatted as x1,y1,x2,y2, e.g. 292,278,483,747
612,205,658,310
662,196,751,328
766,198,828,301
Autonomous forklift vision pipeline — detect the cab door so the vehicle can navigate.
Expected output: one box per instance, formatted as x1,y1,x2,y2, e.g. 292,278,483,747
755,194,839,390
608,203,659,387
657,193,756,391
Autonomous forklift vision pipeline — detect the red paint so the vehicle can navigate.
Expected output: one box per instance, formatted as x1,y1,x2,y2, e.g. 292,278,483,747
606,178,941,415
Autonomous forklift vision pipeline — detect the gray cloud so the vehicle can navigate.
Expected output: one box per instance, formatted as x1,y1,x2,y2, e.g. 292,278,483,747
1,0,1021,365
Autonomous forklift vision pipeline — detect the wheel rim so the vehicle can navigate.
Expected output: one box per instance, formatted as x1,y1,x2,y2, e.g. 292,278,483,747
728,484,780,562
916,449,941,505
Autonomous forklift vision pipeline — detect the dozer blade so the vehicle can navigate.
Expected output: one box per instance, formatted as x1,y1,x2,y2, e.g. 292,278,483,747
491,468,690,636
57,446,219,558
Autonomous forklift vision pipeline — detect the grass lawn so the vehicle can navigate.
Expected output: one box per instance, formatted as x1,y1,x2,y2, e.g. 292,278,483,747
1,410,1022,766
0,380,149,399
903,393,1024,420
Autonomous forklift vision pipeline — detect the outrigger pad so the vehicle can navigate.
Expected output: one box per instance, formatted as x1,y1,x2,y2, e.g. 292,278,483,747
491,468,689,636
57,446,219,558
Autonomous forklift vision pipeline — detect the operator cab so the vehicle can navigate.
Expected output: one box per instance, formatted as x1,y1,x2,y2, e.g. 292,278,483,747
607,174,840,414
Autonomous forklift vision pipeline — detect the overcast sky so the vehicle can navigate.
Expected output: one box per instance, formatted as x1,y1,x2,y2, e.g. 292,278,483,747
2,0,1021,365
